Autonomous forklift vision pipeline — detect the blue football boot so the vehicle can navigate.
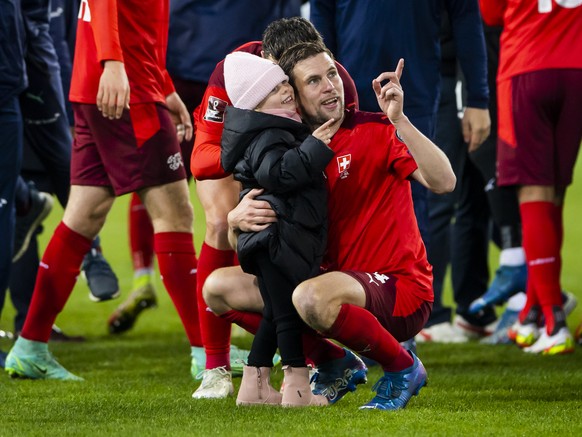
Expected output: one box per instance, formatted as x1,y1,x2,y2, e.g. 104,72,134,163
311,348,368,404
469,264,527,314
360,351,427,411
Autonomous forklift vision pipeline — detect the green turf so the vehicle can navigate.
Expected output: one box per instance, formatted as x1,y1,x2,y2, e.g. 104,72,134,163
1,160,582,436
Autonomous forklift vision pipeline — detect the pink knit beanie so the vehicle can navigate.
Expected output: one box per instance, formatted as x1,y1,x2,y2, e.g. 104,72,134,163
224,52,289,110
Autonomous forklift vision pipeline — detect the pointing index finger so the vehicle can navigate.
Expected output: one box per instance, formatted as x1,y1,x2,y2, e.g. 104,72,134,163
395,58,404,80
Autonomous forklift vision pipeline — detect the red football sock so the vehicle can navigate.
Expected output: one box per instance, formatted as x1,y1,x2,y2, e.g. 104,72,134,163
553,203,564,250
552,203,564,280
197,243,236,369
518,293,540,324
221,310,262,334
519,277,539,324
154,232,201,346
21,222,92,342
301,332,345,367
520,202,563,333
129,193,154,271
328,304,412,372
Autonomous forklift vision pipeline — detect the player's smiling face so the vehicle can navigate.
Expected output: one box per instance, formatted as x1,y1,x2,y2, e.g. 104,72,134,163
293,52,345,129
256,80,296,112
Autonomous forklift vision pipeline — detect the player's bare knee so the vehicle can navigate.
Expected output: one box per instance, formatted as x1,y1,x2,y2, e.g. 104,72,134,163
203,213,231,249
64,208,107,239
204,213,229,238
293,282,328,329
174,201,194,230
202,271,228,314
154,200,193,232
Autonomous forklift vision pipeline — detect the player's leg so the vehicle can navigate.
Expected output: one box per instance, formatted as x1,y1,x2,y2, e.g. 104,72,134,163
194,177,248,380
469,134,526,311
518,185,569,352
468,29,527,315
127,193,155,284
10,220,86,343
6,99,121,380
204,266,264,317
469,135,527,343
500,70,582,354
5,184,114,380
129,103,201,354
191,264,259,400
107,192,157,334
139,178,203,358
204,265,360,403
191,184,251,400
109,79,205,333
293,271,425,410
20,25,118,302
126,191,155,297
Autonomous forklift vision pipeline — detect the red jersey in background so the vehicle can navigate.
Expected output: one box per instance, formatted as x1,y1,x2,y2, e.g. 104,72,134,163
70,0,174,104
480,0,582,82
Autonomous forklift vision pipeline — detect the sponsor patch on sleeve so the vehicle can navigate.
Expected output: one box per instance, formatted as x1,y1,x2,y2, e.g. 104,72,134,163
203,96,228,123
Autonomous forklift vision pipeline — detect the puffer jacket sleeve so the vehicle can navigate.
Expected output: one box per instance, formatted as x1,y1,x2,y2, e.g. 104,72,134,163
248,129,334,194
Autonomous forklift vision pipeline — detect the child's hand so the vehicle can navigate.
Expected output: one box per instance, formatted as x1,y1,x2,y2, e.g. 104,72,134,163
312,118,335,145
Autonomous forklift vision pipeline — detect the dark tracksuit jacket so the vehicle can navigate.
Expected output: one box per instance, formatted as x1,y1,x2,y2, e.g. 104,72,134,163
167,0,302,83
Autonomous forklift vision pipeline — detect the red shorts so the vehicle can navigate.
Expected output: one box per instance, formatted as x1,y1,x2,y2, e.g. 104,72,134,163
344,271,432,342
497,69,582,187
71,102,187,195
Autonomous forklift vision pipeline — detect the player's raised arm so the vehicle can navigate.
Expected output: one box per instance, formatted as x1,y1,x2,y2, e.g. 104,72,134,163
373,59,456,194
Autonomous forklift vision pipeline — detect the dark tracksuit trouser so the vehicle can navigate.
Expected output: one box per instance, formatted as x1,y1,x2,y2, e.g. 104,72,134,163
0,97,23,317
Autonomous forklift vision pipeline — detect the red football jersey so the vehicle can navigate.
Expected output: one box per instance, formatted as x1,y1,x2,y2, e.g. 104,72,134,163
191,42,263,180
70,0,174,104
190,41,360,180
322,110,433,301
480,0,582,82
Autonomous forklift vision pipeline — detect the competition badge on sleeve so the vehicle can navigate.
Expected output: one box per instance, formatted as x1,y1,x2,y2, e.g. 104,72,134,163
203,96,228,123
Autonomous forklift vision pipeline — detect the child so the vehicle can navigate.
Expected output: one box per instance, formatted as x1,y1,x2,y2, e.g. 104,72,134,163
221,51,334,407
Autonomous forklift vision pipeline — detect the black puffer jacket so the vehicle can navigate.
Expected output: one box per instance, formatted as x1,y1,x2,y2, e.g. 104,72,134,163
221,106,334,284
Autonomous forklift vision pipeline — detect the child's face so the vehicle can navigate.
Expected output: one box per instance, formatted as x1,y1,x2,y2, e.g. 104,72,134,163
256,80,297,112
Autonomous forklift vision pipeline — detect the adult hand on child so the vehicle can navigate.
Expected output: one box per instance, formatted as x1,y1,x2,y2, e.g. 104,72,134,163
228,189,277,233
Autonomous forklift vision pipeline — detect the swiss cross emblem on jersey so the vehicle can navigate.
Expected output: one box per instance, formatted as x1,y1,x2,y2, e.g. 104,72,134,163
337,154,351,179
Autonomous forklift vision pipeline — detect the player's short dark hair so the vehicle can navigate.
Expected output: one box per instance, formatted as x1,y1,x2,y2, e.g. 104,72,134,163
262,17,324,61
278,41,334,83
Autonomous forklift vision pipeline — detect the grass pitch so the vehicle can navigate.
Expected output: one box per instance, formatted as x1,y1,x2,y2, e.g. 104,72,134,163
1,161,581,436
